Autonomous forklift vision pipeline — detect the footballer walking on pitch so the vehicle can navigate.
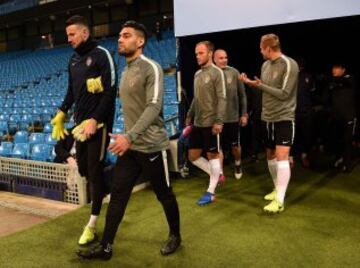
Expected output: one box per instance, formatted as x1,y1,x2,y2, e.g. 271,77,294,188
240,33,299,213
186,41,227,206
52,15,117,244
214,49,248,180
77,21,181,260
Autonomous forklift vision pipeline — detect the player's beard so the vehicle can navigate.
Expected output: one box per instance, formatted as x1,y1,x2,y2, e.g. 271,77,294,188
119,46,137,57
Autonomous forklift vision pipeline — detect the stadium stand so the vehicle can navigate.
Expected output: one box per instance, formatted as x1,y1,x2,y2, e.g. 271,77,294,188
0,30,178,159
0,30,179,203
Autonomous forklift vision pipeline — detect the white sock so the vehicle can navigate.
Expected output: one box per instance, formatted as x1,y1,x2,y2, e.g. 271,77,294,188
267,158,278,188
207,159,221,194
87,215,98,228
235,159,241,166
276,160,291,203
192,157,210,175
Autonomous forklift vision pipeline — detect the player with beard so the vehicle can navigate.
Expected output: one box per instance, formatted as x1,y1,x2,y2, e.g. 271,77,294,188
77,21,181,260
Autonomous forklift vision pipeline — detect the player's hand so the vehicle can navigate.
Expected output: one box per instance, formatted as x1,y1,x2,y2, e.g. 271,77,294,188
66,157,77,168
240,114,248,127
212,123,223,135
72,119,103,142
108,133,131,156
239,73,261,88
185,117,192,126
83,118,97,140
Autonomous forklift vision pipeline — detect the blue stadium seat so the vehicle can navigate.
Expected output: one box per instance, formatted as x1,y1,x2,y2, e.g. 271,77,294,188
0,141,13,157
106,151,117,165
112,124,123,134
29,132,45,145
43,123,53,133
0,121,8,136
0,114,9,121
45,133,56,145
65,122,74,129
41,114,52,124
14,130,29,144
31,143,52,162
9,114,21,133
11,143,30,159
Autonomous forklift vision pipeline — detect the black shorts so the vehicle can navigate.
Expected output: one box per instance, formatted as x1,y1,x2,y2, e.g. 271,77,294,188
189,126,220,153
262,120,295,149
221,122,240,151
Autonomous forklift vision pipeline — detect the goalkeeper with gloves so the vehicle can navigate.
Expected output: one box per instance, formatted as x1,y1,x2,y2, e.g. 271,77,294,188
52,15,117,246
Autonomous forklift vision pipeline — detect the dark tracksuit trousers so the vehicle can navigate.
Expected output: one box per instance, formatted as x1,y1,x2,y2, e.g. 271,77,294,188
77,126,109,216
101,149,180,245
331,115,356,167
293,111,312,156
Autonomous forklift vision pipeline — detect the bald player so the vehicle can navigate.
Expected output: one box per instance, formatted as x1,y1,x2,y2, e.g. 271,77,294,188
214,49,248,179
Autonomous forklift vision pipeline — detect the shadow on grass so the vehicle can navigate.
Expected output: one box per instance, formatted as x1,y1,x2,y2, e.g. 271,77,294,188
289,168,339,205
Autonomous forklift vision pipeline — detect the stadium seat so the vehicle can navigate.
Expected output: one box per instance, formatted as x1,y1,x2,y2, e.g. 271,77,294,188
0,121,8,136
11,143,30,159
19,114,33,130
0,141,13,157
0,114,9,121
41,114,52,124
45,133,57,145
9,114,21,133
14,130,29,144
29,132,45,145
65,122,74,129
43,123,53,133
31,143,52,162
112,124,123,134
106,151,117,165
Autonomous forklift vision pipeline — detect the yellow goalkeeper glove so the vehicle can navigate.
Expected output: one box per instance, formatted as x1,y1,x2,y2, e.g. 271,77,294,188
72,119,104,142
51,111,68,141
86,76,104,94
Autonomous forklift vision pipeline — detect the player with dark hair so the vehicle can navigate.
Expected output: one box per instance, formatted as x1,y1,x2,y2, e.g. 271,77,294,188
77,21,181,260
51,15,117,244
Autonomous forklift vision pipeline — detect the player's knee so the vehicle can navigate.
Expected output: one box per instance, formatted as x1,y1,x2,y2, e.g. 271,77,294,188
188,152,200,162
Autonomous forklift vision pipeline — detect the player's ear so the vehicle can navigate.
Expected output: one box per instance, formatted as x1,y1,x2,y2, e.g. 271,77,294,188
82,26,89,36
138,37,145,48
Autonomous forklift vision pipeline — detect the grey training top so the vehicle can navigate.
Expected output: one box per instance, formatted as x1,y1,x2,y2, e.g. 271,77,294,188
187,64,227,127
258,54,299,122
222,66,247,123
120,54,169,153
